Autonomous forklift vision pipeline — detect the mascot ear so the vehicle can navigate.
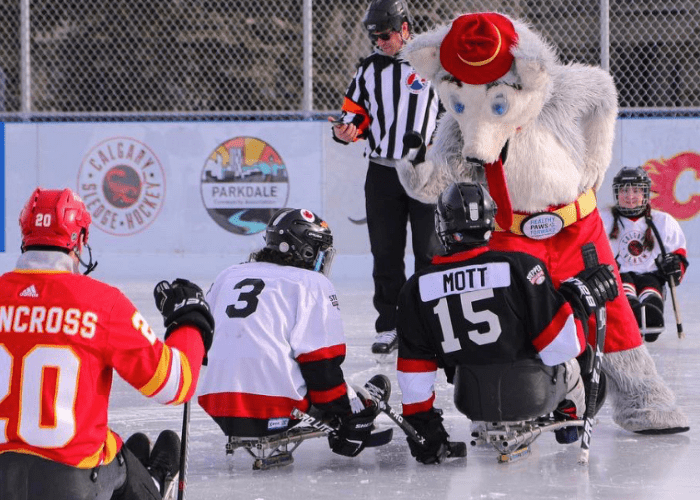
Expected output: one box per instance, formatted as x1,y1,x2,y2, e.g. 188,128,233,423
403,46,442,81
514,57,549,90
401,25,452,82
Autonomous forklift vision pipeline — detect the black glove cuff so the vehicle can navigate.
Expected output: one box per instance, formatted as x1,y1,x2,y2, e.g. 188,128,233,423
164,310,214,353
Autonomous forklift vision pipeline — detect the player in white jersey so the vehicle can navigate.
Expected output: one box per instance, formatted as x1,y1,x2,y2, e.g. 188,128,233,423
601,167,689,341
198,208,383,458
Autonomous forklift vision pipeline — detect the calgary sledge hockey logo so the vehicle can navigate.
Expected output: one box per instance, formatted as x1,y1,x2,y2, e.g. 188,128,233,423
644,152,700,221
200,137,289,235
405,72,428,94
77,137,165,236
618,230,653,266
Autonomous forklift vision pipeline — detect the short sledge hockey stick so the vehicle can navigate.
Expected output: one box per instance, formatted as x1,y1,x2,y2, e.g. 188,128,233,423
289,408,394,448
647,217,684,338
364,376,467,459
177,401,191,500
579,243,606,465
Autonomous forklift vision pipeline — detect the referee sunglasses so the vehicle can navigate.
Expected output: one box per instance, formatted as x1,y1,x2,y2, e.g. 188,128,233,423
369,31,394,42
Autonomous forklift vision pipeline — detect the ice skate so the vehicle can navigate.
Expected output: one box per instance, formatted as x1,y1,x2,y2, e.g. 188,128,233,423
372,329,398,363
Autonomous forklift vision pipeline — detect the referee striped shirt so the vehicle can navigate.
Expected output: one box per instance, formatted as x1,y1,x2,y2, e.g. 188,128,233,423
341,50,440,162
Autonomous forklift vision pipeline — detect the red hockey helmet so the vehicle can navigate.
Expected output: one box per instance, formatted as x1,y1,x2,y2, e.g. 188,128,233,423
19,188,92,252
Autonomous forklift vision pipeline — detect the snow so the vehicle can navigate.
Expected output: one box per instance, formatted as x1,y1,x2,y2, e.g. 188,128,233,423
5,252,698,499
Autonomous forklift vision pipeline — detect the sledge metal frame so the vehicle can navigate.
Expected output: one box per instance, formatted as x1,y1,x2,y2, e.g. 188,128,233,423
225,426,327,470
470,418,586,463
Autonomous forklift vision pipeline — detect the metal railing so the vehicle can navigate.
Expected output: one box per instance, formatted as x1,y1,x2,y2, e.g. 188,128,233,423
1,0,698,121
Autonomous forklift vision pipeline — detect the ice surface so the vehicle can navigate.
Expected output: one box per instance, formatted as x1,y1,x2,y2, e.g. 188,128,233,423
4,252,698,499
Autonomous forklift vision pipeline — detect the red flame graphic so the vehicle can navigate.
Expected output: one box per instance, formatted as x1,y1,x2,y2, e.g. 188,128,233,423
643,152,700,221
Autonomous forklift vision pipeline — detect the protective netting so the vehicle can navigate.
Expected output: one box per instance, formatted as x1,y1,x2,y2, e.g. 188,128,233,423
0,0,698,121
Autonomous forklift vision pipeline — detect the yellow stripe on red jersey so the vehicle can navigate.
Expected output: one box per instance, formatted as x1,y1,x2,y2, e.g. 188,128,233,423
0,269,203,468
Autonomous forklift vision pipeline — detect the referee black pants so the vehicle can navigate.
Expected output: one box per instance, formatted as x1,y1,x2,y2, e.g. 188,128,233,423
365,161,439,333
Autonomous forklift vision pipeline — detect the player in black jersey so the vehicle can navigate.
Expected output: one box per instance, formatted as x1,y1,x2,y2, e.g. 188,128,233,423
395,182,618,464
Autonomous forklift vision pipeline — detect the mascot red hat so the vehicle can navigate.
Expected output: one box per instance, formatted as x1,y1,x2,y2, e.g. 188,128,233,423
440,13,518,85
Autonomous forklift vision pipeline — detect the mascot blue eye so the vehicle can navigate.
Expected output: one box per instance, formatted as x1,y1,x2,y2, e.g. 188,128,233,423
450,97,465,114
491,93,509,116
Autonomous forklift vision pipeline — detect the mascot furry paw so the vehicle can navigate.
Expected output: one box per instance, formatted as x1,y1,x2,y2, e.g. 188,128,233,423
396,12,688,434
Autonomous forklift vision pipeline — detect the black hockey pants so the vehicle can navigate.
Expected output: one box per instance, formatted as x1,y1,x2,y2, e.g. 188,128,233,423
0,446,160,500
365,161,440,333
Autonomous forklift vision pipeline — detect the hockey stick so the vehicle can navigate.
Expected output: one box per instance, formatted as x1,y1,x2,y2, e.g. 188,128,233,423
363,376,467,459
289,408,394,448
647,217,684,338
176,401,190,500
578,243,606,465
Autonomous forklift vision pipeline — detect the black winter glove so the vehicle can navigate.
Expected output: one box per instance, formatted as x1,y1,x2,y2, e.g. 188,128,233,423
153,279,214,355
403,409,450,464
328,400,380,457
655,253,685,285
403,131,426,166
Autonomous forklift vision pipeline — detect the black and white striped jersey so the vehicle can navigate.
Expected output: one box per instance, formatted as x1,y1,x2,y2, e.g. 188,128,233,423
341,50,440,161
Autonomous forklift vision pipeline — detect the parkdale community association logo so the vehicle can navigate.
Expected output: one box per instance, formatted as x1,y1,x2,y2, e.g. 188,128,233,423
77,137,165,236
200,136,289,235
645,152,700,221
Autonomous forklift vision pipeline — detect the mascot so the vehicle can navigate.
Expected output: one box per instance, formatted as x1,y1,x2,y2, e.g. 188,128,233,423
395,12,688,433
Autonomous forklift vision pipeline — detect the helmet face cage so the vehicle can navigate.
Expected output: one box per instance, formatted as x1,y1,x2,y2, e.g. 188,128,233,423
435,182,496,252
613,167,651,217
264,208,335,276
362,0,412,35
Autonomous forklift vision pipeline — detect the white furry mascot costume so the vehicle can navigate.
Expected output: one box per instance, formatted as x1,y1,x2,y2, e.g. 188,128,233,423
396,12,688,433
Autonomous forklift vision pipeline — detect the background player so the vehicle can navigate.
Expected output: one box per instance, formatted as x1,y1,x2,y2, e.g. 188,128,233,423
601,166,688,341
198,208,384,458
0,188,213,500
395,182,618,463
329,0,442,355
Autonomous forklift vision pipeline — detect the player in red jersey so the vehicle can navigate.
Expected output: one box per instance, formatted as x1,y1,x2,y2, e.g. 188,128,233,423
0,188,214,500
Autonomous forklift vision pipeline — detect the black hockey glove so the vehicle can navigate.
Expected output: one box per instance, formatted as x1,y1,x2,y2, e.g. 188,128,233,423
153,279,214,354
655,253,685,286
576,264,618,306
560,264,618,319
403,408,450,465
328,400,380,457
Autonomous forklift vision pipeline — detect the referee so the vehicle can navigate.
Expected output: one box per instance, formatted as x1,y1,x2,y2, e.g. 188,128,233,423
329,0,441,355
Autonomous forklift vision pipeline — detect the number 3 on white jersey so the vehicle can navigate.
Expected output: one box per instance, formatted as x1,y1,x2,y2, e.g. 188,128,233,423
433,288,502,353
0,345,79,447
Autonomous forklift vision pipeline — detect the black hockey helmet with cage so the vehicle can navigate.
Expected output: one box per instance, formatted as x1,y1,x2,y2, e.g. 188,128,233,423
435,182,497,253
362,0,413,35
264,208,335,276
613,166,651,217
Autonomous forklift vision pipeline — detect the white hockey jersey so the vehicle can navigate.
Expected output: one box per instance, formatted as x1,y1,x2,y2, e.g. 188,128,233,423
197,261,349,437
601,209,687,274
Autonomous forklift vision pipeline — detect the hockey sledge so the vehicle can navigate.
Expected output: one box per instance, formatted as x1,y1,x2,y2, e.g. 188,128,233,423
225,425,328,470
225,376,394,470
454,359,589,463
638,303,664,342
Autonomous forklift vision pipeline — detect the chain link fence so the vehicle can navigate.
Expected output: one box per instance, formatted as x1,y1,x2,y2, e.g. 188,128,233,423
0,0,698,121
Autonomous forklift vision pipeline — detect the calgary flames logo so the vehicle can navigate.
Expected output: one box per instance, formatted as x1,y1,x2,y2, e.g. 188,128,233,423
644,152,700,221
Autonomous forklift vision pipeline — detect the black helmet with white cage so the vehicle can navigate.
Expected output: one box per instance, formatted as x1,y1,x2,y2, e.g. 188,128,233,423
262,208,335,276
613,166,651,217
435,182,497,253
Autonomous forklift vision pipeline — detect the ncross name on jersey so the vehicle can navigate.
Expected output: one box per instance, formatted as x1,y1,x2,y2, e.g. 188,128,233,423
418,262,511,302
